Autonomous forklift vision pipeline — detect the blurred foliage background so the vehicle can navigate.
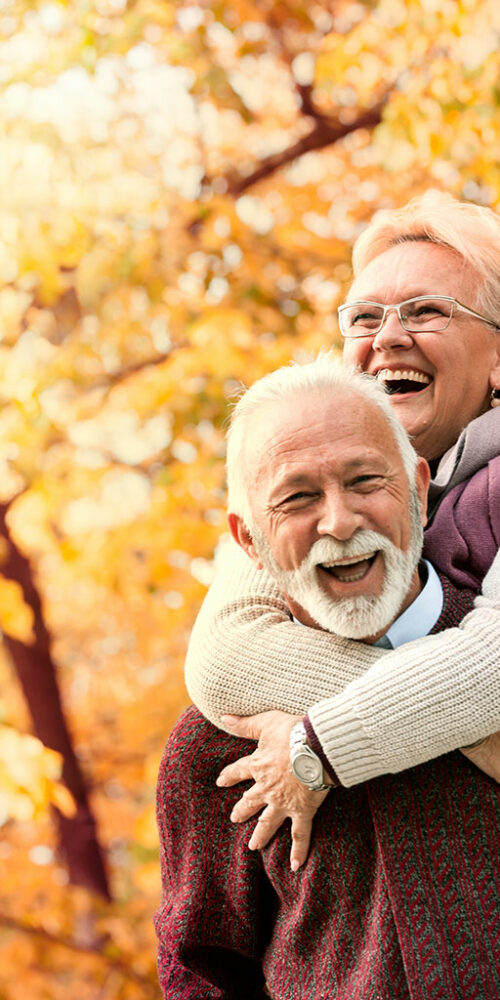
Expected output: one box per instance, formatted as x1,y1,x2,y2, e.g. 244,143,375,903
1,0,500,996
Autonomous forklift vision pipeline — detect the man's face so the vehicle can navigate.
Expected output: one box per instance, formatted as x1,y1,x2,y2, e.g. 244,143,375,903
229,389,429,642
342,241,500,461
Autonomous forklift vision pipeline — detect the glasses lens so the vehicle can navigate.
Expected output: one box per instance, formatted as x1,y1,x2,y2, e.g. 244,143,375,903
400,297,453,331
339,303,385,338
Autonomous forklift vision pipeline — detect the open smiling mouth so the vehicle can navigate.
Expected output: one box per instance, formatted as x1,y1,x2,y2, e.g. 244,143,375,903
375,368,432,395
319,552,378,583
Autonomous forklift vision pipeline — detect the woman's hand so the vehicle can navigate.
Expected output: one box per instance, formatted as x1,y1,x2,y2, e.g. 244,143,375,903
461,732,500,782
216,710,330,871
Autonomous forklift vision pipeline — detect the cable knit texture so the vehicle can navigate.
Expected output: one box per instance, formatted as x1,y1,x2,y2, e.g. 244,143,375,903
184,408,500,783
155,689,500,997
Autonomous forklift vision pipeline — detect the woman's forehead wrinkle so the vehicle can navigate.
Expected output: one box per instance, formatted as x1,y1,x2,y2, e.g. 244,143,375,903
350,242,474,304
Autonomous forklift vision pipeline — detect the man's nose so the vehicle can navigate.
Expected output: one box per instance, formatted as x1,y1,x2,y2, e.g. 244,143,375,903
370,307,415,352
317,492,363,540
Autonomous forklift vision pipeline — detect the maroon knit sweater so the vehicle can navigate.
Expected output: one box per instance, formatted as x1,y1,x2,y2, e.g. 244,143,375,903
155,578,500,999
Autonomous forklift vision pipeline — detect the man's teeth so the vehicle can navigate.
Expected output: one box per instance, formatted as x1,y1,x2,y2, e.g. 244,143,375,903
321,552,376,582
376,368,431,385
324,552,376,567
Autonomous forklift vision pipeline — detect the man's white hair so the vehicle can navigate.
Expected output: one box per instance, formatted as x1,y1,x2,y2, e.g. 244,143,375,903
226,353,418,527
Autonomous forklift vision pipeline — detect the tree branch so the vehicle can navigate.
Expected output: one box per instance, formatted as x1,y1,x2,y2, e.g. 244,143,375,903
224,97,388,195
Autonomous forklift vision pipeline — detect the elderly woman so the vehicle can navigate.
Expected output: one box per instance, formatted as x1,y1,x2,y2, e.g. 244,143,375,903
184,191,500,865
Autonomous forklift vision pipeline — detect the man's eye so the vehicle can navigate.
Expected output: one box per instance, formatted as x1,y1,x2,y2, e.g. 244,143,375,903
350,475,382,490
281,491,315,506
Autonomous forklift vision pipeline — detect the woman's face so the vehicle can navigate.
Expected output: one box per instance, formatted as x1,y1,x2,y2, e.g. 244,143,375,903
342,242,500,461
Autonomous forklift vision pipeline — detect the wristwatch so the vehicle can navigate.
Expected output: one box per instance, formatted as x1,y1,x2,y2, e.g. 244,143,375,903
289,721,330,791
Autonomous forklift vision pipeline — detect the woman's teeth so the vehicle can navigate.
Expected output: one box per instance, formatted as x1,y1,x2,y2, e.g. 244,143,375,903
375,369,432,393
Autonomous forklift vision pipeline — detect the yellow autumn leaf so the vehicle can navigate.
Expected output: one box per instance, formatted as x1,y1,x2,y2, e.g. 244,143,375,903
189,309,253,351
0,575,36,644
134,802,159,849
132,861,161,895
0,725,75,822
50,781,77,819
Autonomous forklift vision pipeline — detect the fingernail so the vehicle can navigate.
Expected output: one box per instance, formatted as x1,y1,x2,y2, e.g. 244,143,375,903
291,859,300,873
216,776,226,786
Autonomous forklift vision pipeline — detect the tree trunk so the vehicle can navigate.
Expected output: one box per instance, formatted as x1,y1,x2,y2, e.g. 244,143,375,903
0,503,111,900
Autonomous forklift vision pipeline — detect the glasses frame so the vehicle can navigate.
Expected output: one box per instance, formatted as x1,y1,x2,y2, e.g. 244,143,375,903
337,294,498,339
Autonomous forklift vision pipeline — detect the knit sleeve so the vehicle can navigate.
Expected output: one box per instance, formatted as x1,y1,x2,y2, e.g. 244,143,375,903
309,556,500,784
154,706,273,1000
184,539,385,723
184,543,500,786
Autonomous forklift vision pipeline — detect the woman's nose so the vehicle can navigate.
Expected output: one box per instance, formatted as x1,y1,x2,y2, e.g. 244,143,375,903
371,307,415,351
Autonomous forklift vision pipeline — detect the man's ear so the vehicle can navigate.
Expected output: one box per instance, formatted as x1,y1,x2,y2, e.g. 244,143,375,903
414,456,431,528
227,513,263,569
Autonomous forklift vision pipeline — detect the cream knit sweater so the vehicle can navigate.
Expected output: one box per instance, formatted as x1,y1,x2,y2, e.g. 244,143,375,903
185,542,500,785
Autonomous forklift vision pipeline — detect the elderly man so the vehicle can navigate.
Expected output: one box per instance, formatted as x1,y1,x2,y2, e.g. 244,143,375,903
155,358,500,1000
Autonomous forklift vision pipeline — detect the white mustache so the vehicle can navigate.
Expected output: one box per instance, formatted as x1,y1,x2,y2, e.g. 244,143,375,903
301,531,392,573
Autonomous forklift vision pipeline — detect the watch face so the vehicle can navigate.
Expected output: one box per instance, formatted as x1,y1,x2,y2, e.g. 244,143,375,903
294,753,323,784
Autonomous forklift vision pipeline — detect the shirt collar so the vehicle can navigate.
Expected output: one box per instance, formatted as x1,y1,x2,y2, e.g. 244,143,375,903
374,560,443,649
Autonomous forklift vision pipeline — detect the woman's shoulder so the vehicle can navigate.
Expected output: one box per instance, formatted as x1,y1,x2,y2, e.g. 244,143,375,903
424,456,500,588
456,454,500,538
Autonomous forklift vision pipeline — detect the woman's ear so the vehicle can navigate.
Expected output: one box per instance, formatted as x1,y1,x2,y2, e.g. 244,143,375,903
489,333,500,397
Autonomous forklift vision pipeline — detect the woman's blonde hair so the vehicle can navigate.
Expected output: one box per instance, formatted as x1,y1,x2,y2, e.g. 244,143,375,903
352,190,500,322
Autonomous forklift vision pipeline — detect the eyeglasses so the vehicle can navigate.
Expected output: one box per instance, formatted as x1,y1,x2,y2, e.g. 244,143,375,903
337,295,498,339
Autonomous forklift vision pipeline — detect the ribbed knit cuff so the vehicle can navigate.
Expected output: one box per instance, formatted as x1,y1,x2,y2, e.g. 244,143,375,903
307,690,385,788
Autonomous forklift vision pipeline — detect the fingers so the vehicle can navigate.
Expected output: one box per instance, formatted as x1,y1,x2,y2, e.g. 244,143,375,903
229,789,265,823
221,713,266,739
289,814,313,872
221,710,301,742
221,712,271,740
248,805,285,851
216,754,254,788
460,733,500,783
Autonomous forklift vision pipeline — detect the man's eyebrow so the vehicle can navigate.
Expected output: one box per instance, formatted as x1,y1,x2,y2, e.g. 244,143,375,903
267,472,315,499
343,456,387,471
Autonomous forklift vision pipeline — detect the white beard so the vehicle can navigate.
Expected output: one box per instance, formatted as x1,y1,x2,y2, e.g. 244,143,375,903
252,493,423,640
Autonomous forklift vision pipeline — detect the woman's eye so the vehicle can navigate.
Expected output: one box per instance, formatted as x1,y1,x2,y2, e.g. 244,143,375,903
415,306,443,317
405,302,446,321
352,310,380,327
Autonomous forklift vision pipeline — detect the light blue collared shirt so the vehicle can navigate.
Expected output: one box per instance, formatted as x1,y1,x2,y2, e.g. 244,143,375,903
374,559,443,649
